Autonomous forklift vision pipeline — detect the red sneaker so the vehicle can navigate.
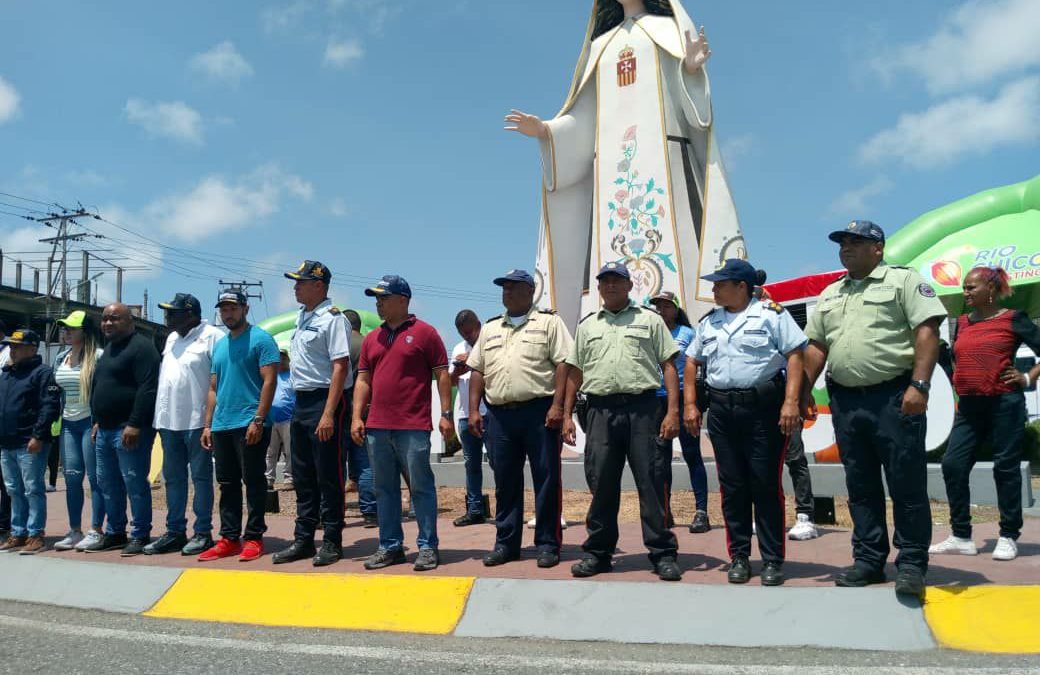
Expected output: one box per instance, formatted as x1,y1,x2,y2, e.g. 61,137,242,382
239,539,263,562
198,537,242,562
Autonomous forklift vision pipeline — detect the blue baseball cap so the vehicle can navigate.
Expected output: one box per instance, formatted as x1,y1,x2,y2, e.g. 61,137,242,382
701,258,757,287
364,274,412,298
595,261,631,280
828,220,885,244
493,269,535,287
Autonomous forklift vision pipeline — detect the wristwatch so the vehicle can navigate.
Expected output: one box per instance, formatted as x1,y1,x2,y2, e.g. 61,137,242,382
251,416,265,425
440,411,453,420
910,380,931,395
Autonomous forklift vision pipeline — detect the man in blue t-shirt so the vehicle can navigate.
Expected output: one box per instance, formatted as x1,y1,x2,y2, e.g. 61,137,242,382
200,291,280,563
264,348,296,489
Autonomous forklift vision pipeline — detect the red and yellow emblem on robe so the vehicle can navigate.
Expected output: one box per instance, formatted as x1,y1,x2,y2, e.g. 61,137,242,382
616,46,636,87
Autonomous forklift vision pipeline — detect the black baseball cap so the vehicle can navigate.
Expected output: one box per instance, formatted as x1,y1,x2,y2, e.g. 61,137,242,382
493,269,535,287
215,290,248,307
828,220,886,244
2,328,40,346
595,261,631,280
159,293,202,314
701,259,757,287
364,275,412,298
285,260,332,283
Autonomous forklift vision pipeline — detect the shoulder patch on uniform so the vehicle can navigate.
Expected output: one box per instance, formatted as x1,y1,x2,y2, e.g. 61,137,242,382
538,309,557,315
764,300,785,314
328,306,342,315
918,283,937,298
579,312,596,324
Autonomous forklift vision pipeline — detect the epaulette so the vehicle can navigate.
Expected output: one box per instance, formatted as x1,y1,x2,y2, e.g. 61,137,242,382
888,265,910,270
328,306,342,315
538,308,557,315
487,314,503,322
763,300,785,314
578,311,596,324
644,305,661,315
697,308,715,323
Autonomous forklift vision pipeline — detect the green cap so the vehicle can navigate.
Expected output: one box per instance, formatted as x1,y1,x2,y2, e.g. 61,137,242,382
56,310,87,329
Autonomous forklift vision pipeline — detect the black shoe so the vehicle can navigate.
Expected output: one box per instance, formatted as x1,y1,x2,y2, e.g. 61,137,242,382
453,512,486,527
894,567,926,597
483,548,519,567
761,561,785,586
364,548,406,570
361,514,378,528
654,557,682,581
727,556,751,584
0,529,9,542
82,532,128,552
313,540,342,567
835,564,887,587
689,510,710,534
665,514,675,529
120,537,149,557
536,550,560,569
181,534,214,556
272,540,317,564
143,531,188,555
571,556,612,578
413,548,439,571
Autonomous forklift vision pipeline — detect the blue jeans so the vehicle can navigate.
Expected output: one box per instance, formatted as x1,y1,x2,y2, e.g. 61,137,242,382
96,426,155,539
343,428,376,516
158,429,214,536
1,445,48,537
62,416,105,531
366,429,438,551
457,418,487,515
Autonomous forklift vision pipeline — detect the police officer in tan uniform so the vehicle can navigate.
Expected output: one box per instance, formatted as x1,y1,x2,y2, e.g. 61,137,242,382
467,270,573,569
562,262,682,581
803,221,947,597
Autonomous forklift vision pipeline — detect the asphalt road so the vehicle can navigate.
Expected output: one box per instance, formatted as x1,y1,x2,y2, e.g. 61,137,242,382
0,600,1035,674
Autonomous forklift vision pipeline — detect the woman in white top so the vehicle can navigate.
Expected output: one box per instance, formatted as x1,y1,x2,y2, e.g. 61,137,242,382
51,311,105,551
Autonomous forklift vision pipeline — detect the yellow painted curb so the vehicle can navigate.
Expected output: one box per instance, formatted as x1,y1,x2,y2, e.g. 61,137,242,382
924,585,1040,653
145,569,475,635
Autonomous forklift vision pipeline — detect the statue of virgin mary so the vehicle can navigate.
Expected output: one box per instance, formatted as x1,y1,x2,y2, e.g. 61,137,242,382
506,0,746,330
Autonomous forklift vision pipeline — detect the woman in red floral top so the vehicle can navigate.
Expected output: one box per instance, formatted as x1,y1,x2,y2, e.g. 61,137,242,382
930,267,1040,562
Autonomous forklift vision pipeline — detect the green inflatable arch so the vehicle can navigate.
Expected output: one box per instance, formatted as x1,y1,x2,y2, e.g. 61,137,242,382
258,307,381,353
885,174,1040,316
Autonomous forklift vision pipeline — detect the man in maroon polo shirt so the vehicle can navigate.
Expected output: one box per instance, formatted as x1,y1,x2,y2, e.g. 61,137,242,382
351,275,453,571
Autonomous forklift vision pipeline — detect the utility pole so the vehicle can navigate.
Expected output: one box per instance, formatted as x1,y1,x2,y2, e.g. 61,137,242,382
217,279,264,303
37,209,98,320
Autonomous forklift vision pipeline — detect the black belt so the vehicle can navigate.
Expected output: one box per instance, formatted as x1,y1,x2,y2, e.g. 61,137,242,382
708,372,786,406
585,390,657,407
827,371,911,395
487,396,552,410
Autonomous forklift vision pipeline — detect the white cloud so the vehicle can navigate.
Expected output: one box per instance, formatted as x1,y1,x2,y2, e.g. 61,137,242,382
124,98,204,145
261,1,310,33
859,76,1040,169
323,38,364,68
190,41,254,85
720,133,754,171
872,0,1040,94
327,0,401,34
143,165,314,243
0,76,20,124
328,197,349,217
826,177,894,219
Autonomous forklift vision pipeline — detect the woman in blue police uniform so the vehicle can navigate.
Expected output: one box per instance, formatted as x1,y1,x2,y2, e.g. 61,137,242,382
683,259,808,586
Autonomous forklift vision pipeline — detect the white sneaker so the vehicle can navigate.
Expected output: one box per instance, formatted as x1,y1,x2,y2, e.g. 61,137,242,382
526,516,568,529
928,535,977,556
787,514,819,541
74,529,103,552
53,530,83,551
992,536,1018,561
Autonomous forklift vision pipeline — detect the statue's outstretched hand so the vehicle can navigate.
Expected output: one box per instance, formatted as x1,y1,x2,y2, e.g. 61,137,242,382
683,27,711,74
505,109,548,139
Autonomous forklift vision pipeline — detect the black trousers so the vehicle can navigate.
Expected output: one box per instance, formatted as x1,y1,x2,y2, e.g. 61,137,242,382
0,459,10,532
583,391,677,563
786,426,814,516
485,397,562,555
707,388,787,564
829,375,931,573
213,425,271,541
942,392,1025,540
47,438,60,487
291,389,346,546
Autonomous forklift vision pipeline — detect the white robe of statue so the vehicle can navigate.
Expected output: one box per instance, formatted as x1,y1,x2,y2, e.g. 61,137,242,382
519,3,745,332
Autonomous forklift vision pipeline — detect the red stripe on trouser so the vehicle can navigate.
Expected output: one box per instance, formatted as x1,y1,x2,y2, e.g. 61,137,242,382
777,433,790,559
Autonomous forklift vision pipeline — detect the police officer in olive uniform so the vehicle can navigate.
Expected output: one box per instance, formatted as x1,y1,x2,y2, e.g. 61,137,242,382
684,259,808,586
562,262,682,581
466,269,573,569
803,221,946,597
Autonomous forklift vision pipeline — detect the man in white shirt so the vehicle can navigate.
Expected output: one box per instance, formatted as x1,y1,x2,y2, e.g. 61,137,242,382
145,293,224,556
450,310,489,526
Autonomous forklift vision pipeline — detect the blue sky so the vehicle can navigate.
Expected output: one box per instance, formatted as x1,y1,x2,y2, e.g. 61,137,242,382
2,0,1039,339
